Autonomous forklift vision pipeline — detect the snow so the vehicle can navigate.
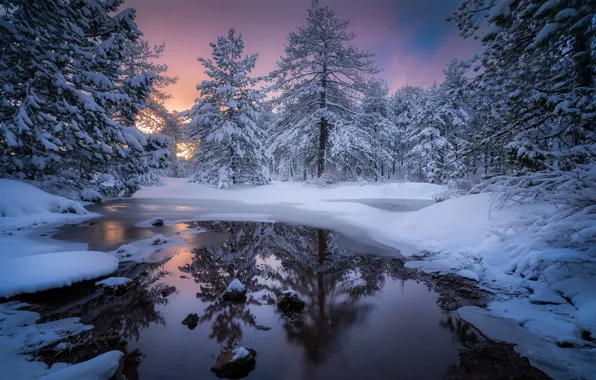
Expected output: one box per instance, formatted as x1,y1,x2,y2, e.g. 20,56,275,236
95,277,131,288
231,346,251,361
0,302,93,379
112,233,186,263
0,251,119,298
135,177,444,203
458,270,479,282
282,289,298,297
227,279,246,292
0,180,87,227
41,351,123,380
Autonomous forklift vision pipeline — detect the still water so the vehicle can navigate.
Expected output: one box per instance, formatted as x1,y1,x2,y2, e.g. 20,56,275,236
42,200,480,380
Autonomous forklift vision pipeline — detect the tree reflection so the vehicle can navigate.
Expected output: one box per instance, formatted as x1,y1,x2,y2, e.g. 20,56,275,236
182,221,410,367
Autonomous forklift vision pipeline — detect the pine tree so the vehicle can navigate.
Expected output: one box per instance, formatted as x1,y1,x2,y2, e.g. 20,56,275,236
360,79,397,181
0,0,165,198
449,0,595,252
121,39,179,133
187,28,269,188
269,0,378,181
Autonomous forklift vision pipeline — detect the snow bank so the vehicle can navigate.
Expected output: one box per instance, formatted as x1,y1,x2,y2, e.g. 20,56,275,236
0,302,93,379
0,251,119,298
41,350,123,380
0,179,87,222
134,177,444,203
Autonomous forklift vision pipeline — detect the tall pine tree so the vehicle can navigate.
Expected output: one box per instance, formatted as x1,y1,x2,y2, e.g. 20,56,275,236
269,0,378,181
188,28,269,188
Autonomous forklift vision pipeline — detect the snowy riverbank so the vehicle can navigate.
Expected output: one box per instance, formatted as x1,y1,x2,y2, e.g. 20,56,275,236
134,178,596,379
1,178,595,378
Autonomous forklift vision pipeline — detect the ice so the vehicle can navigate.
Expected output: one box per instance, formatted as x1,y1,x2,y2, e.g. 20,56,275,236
40,350,123,380
95,277,131,288
0,251,119,298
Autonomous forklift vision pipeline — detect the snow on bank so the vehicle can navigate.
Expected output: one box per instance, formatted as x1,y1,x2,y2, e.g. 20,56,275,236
0,179,87,230
41,350,123,380
95,277,131,288
134,177,444,203
0,302,122,379
0,251,119,298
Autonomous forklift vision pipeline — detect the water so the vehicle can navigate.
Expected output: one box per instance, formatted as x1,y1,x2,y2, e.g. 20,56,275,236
41,200,481,380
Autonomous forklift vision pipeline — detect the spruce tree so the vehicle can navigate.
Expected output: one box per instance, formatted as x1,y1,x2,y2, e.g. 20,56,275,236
188,28,269,188
269,0,378,180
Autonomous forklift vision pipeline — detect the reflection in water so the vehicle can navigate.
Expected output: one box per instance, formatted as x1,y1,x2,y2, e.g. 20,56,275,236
182,221,414,369
44,220,478,380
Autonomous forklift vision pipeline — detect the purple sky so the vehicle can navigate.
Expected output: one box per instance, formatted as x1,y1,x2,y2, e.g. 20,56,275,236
123,0,479,111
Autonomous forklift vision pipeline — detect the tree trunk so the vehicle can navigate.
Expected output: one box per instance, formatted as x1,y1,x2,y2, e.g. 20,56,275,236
317,63,328,178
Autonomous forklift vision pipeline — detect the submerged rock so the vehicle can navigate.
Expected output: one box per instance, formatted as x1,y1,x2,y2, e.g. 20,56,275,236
161,286,177,298
255,325,271,331
221,279,247,301
277,290,306,312
182,313,199,330
211,346,256,378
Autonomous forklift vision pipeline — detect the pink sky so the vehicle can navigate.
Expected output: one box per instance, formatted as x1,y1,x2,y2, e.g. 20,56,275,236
124,0,480,111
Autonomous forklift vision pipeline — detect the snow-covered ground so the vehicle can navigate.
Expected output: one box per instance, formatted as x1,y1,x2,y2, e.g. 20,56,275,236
133,178,596,379
1,177,595,378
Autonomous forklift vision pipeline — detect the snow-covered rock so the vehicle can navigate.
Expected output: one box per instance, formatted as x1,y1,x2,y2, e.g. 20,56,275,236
211,346,256,378
277,290,306,312
0,251,119,298
221,279,247,301
95,277,131,289
458,270,480,282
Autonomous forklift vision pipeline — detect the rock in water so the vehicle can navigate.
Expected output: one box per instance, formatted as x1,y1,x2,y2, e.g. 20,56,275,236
182,313,199,330
151,217,165,227
221,279,247,301
277,290,306,312
255,325,271,331
161,286,176,298
211,346,256,378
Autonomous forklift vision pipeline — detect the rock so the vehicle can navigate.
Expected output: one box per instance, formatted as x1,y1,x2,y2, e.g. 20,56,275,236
221,279,247,301
255,325,271,331
182,313,199,330
211,346,256,378
180,275,189,279
161,286,176,298
277,290,306,312
151,218,165,227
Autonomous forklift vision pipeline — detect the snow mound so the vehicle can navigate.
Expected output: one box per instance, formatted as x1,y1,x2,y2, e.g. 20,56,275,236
113,233,186,263
0,251,119,298
0,179,87,218
41,350,123,380
95,277,131,288
227,279,246,292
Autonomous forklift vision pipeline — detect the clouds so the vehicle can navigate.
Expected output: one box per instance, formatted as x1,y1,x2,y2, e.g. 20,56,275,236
123,0,479,111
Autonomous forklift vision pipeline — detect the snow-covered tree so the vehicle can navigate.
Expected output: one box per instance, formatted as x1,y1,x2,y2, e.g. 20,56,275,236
449,0,596,252
0,0,166,198
269,0,379,181
188,28,269,188
360,79,397,181
121,39,179,134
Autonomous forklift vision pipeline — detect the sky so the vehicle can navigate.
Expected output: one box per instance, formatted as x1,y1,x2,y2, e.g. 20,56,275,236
123,0,480,112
